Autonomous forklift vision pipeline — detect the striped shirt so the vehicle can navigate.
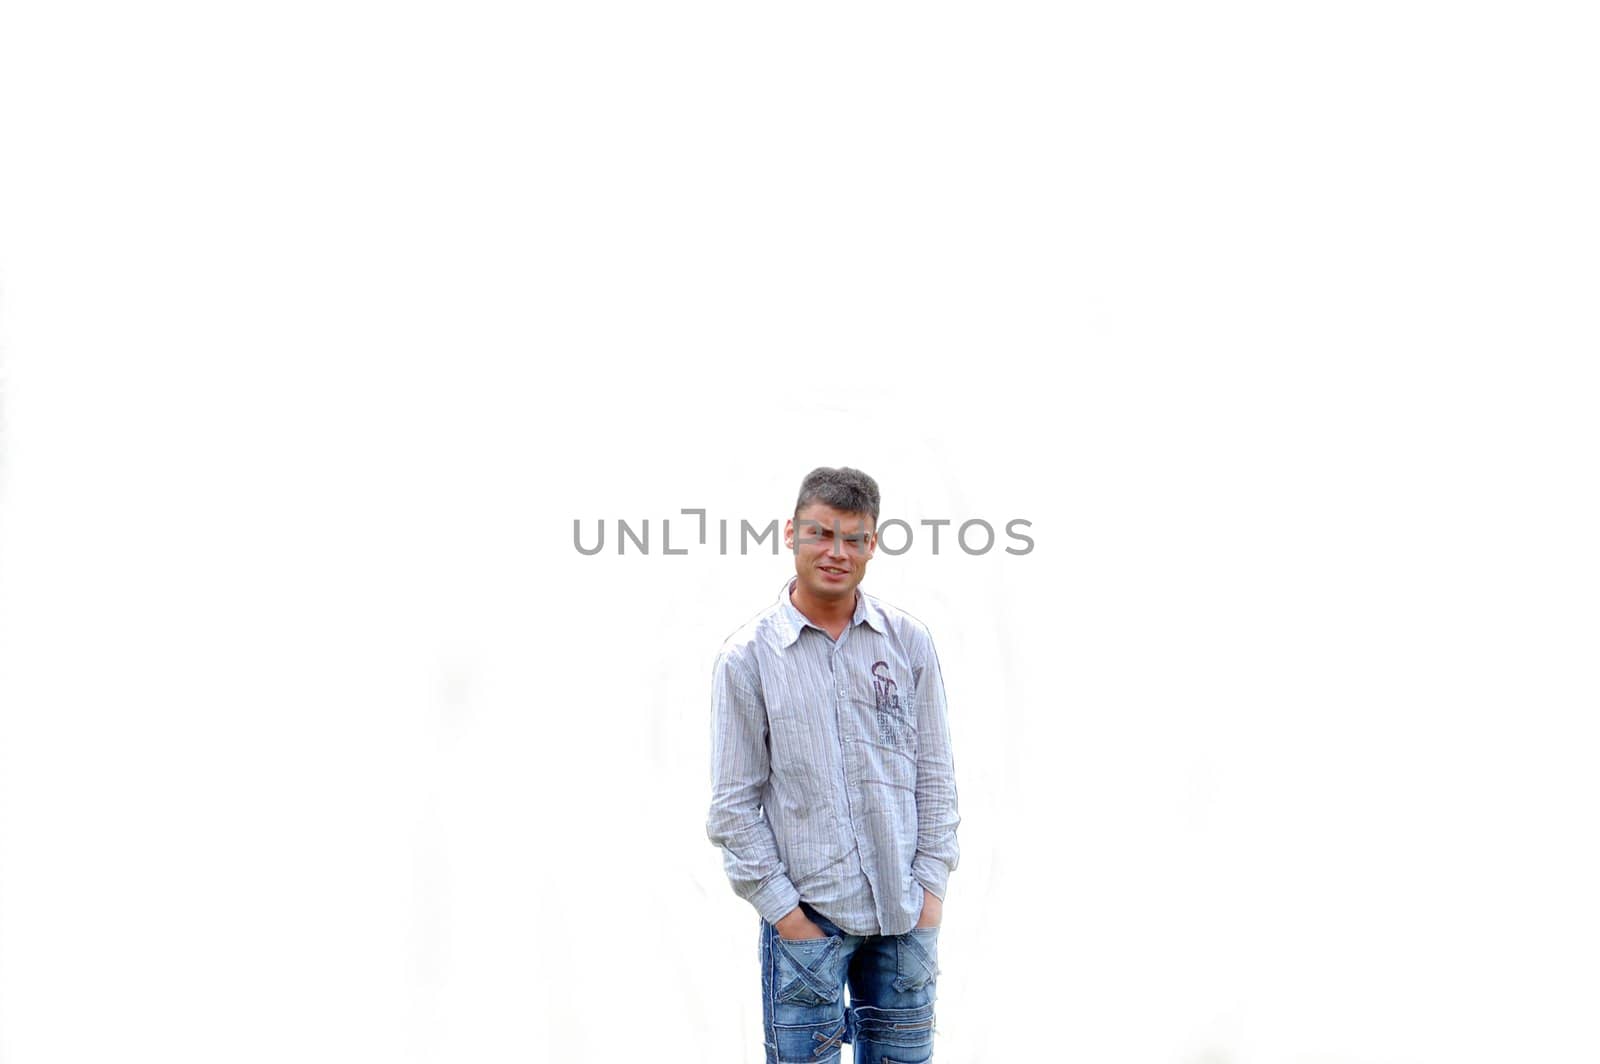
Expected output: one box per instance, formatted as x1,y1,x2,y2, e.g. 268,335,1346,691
706,578,960,936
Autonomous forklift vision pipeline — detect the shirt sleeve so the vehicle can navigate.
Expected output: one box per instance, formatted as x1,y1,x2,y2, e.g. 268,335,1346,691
911,634,961,901
705,650,801,925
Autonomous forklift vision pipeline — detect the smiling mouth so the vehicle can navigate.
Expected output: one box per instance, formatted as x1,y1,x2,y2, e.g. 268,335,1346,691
819,566,849,575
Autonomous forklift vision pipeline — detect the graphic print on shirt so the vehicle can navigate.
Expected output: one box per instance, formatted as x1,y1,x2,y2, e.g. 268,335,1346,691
871,660,914,749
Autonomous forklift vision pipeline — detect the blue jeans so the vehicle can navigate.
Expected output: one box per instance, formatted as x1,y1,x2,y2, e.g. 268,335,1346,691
760,900,940,1064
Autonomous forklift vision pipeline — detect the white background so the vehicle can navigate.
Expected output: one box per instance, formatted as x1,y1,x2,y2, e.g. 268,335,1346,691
2,3,1597,1062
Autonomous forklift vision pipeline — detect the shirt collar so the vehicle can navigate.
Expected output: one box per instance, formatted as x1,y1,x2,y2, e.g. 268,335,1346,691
774,577,887,647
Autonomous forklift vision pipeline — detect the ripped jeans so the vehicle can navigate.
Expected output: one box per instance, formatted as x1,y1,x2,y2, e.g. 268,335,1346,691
760,900,941,1064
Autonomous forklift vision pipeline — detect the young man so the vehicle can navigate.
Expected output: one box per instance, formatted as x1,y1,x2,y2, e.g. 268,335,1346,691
707,467,961,1064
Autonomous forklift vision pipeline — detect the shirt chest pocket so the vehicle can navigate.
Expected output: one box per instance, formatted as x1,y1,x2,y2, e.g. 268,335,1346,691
764,697,842,782
872,689,917,753
852,675,918,809
862,661,918,756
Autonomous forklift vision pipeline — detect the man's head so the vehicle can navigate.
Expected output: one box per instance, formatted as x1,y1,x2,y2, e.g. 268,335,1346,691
784,466,881,606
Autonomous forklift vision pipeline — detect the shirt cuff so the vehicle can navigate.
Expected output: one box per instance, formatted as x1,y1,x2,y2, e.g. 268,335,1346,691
912,855,950,902
750,873,802,927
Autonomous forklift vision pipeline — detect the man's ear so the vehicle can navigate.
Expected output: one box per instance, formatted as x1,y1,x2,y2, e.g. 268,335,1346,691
783,517,794,550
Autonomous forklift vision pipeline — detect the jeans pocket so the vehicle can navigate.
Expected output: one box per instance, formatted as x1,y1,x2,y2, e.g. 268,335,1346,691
771,1017,849,1062
892,926,940,993
853,1002,935,1060
773,933,846,1008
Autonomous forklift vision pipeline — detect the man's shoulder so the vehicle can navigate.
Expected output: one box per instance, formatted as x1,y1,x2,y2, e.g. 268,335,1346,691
860,590,938,649
714,598,788,671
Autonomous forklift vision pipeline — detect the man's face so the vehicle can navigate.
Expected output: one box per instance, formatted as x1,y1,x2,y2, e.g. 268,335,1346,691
785,502,877,604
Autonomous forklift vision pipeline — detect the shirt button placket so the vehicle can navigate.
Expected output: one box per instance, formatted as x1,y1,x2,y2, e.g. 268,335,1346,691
837,644,875,907
830,649,858,833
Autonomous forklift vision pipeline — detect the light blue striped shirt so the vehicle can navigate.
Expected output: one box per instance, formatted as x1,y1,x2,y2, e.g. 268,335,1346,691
706,578,960,936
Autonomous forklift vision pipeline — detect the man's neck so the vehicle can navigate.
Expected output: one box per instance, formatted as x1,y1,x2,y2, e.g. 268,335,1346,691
790,582,857,637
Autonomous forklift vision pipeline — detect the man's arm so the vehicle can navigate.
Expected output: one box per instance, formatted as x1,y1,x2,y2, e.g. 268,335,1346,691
705,651,805,926
911,634,961,911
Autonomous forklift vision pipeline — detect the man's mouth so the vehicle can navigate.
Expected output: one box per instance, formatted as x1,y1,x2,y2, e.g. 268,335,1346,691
819,566,849,576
